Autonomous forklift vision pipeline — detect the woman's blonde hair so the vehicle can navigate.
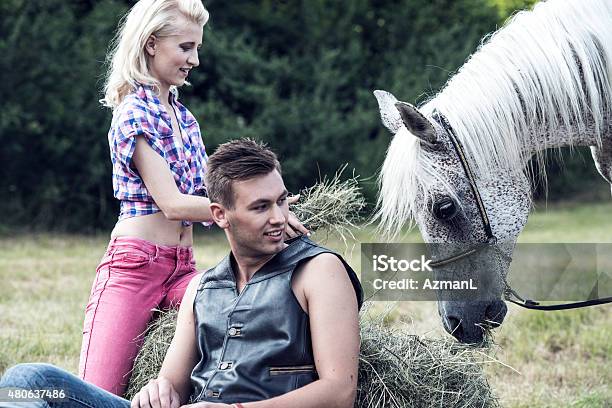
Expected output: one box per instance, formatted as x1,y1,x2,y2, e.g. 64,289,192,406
101,0,209,109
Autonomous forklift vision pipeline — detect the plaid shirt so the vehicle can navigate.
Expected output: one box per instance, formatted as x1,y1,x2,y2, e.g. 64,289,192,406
108,84,208,226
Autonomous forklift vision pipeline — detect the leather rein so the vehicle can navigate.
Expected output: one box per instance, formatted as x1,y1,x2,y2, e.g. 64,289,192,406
429,110,612,311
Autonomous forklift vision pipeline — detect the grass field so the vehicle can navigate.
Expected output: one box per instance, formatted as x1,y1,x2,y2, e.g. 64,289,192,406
0,202,610,407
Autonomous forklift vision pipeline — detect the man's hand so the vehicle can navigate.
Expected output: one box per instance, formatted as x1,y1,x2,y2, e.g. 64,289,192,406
131,377,181,408
285,195,310,239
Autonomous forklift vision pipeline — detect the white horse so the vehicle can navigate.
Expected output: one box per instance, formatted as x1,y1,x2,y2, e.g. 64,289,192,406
374,0,611,343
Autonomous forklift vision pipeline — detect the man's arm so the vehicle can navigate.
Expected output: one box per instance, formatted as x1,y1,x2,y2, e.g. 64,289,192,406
131,273,202,408
242,253,360,408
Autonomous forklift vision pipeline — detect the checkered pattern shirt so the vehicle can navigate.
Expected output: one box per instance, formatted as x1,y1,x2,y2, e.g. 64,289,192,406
108,84,208,227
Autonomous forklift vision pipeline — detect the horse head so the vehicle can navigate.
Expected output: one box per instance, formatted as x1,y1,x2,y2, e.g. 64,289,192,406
372,0,611,344
374,90,532,344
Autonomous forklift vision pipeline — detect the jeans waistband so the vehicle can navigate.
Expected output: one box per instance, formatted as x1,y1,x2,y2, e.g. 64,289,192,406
107,236,193,261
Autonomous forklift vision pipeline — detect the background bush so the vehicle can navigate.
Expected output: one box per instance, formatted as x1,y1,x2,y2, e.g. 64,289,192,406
0,0,606,232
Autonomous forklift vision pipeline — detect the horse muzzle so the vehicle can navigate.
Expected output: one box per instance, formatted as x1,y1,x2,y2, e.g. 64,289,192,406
440,300,507,344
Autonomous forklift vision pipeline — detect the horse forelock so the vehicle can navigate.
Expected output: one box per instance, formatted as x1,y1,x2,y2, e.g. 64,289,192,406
375,127,460,237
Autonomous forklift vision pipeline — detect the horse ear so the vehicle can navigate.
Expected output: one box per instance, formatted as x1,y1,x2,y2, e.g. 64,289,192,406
394,101,438,146
373,90,403,134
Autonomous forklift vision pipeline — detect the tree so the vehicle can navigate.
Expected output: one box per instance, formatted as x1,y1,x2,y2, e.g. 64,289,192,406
4,0,593,232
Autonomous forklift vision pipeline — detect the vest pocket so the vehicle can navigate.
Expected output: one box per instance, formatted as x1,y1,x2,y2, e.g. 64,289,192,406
269,365,316,376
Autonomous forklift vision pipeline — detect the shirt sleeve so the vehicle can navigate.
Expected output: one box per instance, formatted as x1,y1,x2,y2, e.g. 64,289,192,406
110,99,165,172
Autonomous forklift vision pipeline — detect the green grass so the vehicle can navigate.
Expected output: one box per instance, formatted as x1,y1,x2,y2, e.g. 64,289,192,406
0,202,610,407
520,202,612,242
486,306,611,407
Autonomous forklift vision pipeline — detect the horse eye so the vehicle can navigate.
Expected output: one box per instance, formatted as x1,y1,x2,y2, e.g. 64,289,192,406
433,197,458,220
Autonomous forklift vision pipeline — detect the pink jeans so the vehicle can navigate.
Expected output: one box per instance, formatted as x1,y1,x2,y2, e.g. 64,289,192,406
79,237,199,396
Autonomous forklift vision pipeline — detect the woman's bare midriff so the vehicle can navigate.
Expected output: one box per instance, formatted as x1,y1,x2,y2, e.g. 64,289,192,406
110,212,193,247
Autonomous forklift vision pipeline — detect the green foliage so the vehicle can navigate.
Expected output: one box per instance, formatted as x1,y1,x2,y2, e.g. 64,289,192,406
0,0,127,230
187,0,500,212
487,0,539,19
0,0,604,231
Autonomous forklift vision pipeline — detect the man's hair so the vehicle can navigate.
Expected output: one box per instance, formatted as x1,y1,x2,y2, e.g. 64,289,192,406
205,138,282,208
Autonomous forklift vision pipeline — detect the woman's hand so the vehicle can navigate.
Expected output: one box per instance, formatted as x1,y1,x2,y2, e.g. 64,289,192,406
131,377,181,408
285,195,310,239
180,403,234,408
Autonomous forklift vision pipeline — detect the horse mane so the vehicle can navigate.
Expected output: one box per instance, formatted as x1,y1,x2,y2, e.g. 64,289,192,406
377,0,612,236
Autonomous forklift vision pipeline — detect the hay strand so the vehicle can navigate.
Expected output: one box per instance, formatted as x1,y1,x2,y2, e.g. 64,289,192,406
290,164,366,247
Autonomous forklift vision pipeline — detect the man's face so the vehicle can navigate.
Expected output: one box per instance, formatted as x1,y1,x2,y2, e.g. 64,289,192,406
224,170,289,258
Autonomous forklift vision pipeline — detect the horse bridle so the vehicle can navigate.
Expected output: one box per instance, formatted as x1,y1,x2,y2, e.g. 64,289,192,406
429,109,612,311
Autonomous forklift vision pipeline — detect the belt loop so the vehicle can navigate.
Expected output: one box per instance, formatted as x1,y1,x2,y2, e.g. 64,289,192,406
109,240,117,262
107,237,117,254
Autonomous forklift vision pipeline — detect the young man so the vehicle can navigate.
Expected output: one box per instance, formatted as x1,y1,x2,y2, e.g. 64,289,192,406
0,139,362,408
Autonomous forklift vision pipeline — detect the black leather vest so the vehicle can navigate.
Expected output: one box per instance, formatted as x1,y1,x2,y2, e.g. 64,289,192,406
189,236,363,403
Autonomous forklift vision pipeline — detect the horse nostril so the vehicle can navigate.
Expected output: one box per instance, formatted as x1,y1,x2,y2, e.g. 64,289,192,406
484,301,507,328
447,316,464,339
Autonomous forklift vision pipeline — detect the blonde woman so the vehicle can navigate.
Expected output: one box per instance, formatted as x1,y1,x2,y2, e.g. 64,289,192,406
0,0,308,404
76,0,306,396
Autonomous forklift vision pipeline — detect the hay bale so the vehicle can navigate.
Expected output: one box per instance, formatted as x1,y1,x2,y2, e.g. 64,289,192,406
126,309,178,399
126,307,500,407
356,309,500,408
